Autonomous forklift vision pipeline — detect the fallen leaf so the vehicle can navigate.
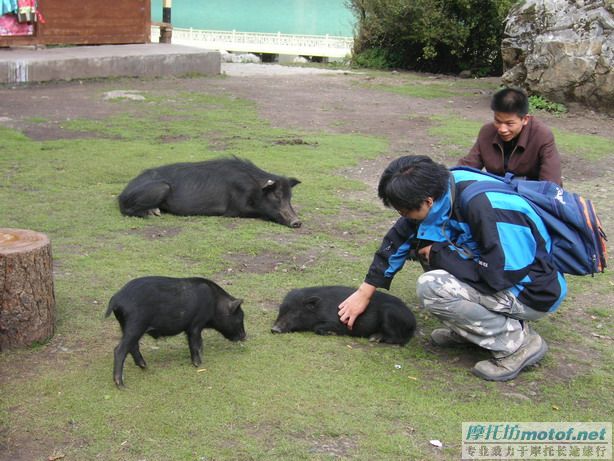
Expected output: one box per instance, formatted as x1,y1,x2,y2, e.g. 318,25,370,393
552,405,560,410
197,368,207,373
430,439,443,448
408,376,418,381
48,455,65,461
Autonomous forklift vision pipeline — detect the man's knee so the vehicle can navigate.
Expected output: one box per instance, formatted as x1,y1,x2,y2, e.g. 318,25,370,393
416,270,455,309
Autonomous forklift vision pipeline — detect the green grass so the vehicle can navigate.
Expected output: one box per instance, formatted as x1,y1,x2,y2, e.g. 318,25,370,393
356,71,499,99
427,116,482,156
0,79,612,461
552,128,614,160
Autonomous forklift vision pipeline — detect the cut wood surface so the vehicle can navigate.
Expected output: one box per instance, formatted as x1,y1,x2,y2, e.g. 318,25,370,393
0,228,56,350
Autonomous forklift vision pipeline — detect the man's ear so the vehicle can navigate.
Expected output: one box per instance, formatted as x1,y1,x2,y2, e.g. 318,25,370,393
304,296,321,311
521,115,530,126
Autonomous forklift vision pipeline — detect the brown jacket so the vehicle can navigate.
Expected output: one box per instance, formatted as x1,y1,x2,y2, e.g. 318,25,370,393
457,116,562,185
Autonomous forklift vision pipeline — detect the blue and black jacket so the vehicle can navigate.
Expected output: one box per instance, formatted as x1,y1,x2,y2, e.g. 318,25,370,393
365,169,567,312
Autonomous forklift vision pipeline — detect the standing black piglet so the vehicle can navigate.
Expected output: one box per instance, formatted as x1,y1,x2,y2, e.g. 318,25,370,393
271,286,416,345
118,156,302,228
106,276,246,387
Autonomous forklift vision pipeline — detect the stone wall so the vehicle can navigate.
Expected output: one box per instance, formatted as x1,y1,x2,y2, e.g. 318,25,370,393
501,0,613,113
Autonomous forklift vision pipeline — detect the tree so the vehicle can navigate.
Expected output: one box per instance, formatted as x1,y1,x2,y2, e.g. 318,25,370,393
348,0,517,75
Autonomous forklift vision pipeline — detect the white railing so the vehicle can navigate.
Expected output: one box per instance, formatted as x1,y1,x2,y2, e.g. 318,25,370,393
151,26,353,58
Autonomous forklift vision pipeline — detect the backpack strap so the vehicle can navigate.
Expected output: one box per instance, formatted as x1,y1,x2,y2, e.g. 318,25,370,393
460,180,517,210
441,174,456,239
450,166,519,210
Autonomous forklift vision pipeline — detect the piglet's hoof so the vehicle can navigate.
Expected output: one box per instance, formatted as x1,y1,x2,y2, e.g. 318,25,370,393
147,208,161,217
369,333,384,343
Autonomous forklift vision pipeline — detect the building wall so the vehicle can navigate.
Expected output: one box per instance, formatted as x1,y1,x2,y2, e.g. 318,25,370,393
0,0,150,47
150,0,355,37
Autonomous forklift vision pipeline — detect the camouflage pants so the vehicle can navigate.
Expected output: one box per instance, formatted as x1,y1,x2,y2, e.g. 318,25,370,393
416,270,547,356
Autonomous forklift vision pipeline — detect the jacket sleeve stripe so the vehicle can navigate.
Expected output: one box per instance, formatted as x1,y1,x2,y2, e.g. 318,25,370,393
496,222,537,271
384,241,411,278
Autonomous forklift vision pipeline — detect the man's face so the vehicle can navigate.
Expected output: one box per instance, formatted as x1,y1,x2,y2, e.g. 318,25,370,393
396,198,433,222
493,111,529,142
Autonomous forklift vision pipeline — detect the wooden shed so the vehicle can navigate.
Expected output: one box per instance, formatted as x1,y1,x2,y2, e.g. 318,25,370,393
0,0,151,47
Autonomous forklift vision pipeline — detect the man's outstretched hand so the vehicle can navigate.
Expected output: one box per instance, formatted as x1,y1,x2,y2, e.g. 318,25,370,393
338,282,376,330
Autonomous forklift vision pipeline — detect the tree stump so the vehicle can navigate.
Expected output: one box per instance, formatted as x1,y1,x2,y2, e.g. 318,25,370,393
0,228,56,350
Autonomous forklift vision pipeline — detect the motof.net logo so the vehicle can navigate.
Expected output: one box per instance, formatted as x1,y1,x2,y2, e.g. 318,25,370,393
461,422,612,460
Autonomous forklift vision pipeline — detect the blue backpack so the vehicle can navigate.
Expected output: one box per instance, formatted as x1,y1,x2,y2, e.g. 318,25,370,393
450,167,608,276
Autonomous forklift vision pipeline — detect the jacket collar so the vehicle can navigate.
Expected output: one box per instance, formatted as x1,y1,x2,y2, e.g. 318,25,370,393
415,186,452,242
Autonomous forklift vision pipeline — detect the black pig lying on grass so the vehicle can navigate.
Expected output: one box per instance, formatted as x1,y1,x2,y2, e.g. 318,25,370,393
118,156,302,228
106,276,246,388
271,286,416,345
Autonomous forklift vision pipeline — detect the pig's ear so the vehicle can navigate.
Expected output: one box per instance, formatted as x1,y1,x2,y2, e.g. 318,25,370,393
289,178,301,188
229,299,243,313
304,296,321,311
262,179,276,191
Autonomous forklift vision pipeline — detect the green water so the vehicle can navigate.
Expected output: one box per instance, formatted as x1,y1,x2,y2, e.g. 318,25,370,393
151,0,356,37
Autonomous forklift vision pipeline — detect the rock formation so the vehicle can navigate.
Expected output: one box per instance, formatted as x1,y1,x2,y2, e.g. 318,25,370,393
501,0,613,113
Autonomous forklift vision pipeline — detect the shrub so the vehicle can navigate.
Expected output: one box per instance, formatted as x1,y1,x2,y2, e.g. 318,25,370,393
529,95,568,115
352,47,393,69
348,0,517,75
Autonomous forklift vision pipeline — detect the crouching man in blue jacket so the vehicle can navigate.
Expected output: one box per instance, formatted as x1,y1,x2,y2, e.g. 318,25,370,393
339,155,566,381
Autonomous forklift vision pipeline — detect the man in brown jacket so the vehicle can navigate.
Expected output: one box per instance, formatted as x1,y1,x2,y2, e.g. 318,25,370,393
458,87,562,185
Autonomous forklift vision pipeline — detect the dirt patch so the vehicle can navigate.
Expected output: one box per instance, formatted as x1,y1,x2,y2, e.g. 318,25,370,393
214,246,341,289
125,225,183,240
158,134,192,143
206,73,457,158
21,123,106,141
308,434,359,458
221,250,288,275
272,137,318,146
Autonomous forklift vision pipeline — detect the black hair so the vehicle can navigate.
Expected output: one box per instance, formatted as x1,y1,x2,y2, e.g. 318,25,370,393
377,155,450,211
490,87,529,116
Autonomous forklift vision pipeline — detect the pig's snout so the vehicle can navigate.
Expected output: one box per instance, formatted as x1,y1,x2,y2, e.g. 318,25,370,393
271,324,284,334
235,330,247,341
279,208,301,228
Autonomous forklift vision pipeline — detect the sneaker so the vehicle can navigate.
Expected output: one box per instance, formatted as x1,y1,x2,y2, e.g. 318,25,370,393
471,328,548,381
430,328,472,347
